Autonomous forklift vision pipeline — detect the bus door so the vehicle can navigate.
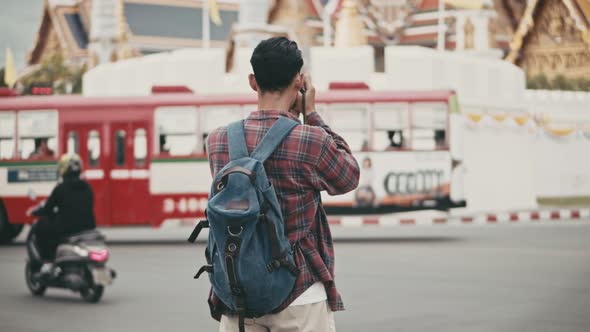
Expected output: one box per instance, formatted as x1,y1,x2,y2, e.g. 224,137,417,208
62,123,108,226
109,122,150,224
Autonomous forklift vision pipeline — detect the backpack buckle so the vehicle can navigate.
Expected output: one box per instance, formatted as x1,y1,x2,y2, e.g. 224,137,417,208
187,219,209,243
227,225,243,237
266,260,281,272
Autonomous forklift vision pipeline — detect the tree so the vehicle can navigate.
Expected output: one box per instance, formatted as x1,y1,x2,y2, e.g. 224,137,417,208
20,54,86,94
527,73,590,92
527,74,551,89
576,78,590,91
552,75,575,91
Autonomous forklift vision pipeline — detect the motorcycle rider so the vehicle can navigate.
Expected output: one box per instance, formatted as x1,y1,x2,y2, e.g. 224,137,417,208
28,153,96,271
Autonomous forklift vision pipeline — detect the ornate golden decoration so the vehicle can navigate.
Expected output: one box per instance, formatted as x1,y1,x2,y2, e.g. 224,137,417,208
507,0,590,79
334,0,367,47
464,18,475,50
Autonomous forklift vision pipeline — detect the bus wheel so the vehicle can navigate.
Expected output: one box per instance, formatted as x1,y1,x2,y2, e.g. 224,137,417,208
0,201,23,244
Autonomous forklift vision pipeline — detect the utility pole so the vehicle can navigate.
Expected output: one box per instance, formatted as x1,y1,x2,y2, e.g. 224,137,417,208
203,0,211,48
437,0,446,51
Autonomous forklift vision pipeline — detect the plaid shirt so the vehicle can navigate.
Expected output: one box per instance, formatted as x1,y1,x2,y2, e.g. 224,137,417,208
206,110,360,319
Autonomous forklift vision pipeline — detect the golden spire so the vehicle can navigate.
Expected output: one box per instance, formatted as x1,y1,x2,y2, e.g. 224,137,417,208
334,0,367,47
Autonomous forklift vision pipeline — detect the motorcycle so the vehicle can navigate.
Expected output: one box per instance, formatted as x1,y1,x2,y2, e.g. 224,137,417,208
25,225,116,303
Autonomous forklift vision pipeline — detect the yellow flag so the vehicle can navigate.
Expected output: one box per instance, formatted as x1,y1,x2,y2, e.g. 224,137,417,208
209,0,222,26
445,0,485,10
4,48,17,88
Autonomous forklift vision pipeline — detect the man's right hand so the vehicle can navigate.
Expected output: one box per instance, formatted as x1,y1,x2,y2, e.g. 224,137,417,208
26,206,37,217
291,75,316,119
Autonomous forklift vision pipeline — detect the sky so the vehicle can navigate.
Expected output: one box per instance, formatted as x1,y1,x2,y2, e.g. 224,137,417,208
1,0,46,71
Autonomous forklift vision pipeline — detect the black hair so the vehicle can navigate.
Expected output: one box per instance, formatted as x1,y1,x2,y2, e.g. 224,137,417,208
250,37,304,92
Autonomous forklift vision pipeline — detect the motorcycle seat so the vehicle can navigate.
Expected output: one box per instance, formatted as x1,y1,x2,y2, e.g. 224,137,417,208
64,230,105,244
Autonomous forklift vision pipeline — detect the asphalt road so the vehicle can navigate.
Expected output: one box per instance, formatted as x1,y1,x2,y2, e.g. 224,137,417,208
1,222,590,332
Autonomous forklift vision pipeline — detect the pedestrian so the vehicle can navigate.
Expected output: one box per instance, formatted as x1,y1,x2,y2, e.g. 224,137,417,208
205,37,360,331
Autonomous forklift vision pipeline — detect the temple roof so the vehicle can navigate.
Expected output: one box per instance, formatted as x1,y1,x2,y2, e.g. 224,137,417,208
64,12,88,49
28,0,240,65
506,0,590,63
123,1,238,50
28,0,88,65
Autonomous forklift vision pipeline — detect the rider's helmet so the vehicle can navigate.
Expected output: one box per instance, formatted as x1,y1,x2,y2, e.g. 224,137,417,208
58,153,83,178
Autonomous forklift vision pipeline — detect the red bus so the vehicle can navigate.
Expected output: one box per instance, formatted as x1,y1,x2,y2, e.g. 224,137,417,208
0,87,465,242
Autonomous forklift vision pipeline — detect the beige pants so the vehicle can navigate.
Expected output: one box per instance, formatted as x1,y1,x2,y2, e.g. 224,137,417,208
219,301,336,332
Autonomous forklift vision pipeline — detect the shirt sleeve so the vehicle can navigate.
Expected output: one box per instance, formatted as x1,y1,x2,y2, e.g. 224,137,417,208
38,184,63,216
307,112,360,195
206,128,227,178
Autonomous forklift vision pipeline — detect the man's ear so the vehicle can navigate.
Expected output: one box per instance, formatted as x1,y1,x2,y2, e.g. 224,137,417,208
248,74,258,92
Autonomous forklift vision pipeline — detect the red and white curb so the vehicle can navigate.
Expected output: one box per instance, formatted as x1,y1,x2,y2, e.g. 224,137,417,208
327,208,590,227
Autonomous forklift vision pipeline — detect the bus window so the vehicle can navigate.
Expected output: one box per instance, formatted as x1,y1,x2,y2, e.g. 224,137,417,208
155,106,198,156
0,139,13,159
115,130,126,166
134,128,147,166
22,137,57,159
87,130,100,167
67,131,79,154
373,104,409,150
18,110,58,159
0,112,15,159
202,133,208,155
325,105,369,152
158,133,197,156
202,107,242,133
412,103,448,150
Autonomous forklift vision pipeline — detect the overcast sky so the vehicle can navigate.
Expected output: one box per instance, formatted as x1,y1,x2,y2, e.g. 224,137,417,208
1,0,45,71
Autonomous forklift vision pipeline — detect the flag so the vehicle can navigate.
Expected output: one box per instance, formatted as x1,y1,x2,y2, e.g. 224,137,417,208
208,0,222,26
4,48,17,88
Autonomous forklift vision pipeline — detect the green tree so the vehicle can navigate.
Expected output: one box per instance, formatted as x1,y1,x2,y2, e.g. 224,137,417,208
527,73,551,89
576,78,590,91
20,54,85,94
551,75,575,91
527,73,590,92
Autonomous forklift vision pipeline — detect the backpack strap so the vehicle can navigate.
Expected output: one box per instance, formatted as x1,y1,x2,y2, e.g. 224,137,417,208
227,120,249,161
250,117,298,162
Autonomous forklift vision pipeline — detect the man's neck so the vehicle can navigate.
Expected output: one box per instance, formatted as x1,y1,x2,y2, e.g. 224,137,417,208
257,91,293,113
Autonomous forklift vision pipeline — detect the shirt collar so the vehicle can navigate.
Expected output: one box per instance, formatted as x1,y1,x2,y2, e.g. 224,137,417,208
247,110,301,123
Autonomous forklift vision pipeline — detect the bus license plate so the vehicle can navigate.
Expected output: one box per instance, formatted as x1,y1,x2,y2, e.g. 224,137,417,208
92,268,112,285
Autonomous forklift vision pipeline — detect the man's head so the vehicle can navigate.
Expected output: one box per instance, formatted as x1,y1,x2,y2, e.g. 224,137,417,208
249,37,304,96
39,138,48,148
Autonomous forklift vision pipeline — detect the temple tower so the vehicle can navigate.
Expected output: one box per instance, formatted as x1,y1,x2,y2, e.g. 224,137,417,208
88,0,122,66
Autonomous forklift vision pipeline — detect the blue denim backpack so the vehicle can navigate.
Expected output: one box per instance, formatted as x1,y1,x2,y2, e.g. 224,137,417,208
188,117,299,331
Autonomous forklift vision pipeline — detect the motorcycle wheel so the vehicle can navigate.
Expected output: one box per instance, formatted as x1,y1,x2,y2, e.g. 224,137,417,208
25,261,47,296
80,285,104,303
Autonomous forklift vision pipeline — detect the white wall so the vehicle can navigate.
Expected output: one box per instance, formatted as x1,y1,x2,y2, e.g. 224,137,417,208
525,90,590,125
379,46,526,113
461,118,537,212
534,131,590,198
309,46,375,91
84,48,227,96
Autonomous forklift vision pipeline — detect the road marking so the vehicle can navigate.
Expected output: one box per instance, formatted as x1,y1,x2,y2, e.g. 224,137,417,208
323,208,590,227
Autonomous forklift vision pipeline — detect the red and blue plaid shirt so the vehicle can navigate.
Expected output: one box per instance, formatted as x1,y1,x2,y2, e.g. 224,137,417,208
206,110,360,319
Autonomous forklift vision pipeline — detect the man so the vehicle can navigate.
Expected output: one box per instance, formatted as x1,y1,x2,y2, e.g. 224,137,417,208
206,37,360,331
29,138,55,160
28,154,96,261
